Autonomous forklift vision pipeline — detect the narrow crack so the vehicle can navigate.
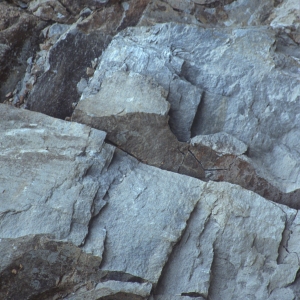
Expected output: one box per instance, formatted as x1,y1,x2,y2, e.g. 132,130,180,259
181,292,207,298
152,193,204,295
188,149,205,171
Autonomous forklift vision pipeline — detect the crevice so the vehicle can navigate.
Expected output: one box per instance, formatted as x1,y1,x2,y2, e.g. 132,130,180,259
188,149,206,170
100,271,148,284
191,91,205,138
79,195,107,248
152,198,203,295
181,292,207,298
0,205,32,218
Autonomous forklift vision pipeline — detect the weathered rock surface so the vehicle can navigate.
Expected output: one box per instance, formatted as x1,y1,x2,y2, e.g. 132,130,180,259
2,0,300,299
23,0,150,119
72,70,196,173
2,104,300,299
0,1,46,102
79,22,300,194
73,21,300,208
152,182,300,299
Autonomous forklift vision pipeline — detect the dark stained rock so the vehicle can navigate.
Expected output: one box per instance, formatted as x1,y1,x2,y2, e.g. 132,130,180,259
26,27,111,119
0,1,47,103
24,0,150,119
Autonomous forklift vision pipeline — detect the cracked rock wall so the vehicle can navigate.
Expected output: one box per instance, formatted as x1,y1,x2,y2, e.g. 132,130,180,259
2,104,300,299
1,0,300,299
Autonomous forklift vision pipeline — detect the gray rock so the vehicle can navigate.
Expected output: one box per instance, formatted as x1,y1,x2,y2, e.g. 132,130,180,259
76,71,170,117
2,1,300,298
1,104,300,299
28,0,72,23
73,69,203,176
0,1,47,103
88,159,205,283
153,189,217,298
0,234,104,300
151,296,205,300
138,0,200,27
81,27,204,142
191,132,248,155
64,281,152,300
24,0,151,119
80,22,300,194
153,182,300,299
0,104,113,247
26,24,111,119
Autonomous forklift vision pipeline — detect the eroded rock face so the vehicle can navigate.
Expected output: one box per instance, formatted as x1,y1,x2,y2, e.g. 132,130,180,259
2,0,150,118
25,25,111,119
72,21,300,208
2,0,300,298
2,104,300,299
0,1,46,102
72,70,195,173
0,104,113,246
85,23,300,194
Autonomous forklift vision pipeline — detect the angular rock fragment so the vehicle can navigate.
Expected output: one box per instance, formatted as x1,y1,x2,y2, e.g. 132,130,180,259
0,235,103,300
28,0,72,23
138,0,200,26
73,70,204,175
2,104,300,299
191,132,248,155
93,161,205,284
25,25,111,119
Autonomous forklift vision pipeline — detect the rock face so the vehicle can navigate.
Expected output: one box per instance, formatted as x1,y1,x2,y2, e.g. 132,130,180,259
75,22,300,194
1,0,300,299
0,1,46,102
25,0,150,119
2,104,300,299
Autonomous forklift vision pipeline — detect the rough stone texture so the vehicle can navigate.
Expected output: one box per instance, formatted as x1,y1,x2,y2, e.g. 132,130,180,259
22,0,150,119
76,71,170,117
74,21,300,196
191,132,248,156
0,104,113,246
93,163,205,284
138,0,200,27
2,0,300,299
64,281,153,300
27,0,119,23
2,104,300,299
25,24,111,119
0,235,103,300
72,69,202,174
153,182,300,299
0,1,47,103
